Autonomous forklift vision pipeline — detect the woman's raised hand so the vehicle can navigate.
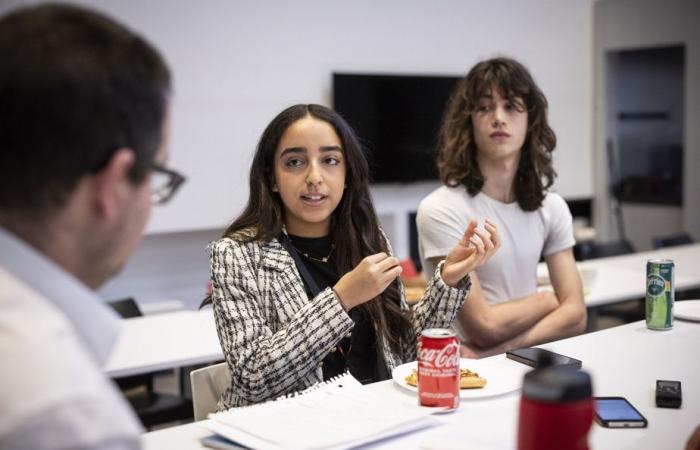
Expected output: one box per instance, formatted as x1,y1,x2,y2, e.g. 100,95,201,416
333,253,402,310
441,219,500,287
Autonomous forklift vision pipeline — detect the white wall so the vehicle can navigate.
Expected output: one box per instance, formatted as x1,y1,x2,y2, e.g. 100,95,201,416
1,0,594,304
594,0,700,244
3,0,594,235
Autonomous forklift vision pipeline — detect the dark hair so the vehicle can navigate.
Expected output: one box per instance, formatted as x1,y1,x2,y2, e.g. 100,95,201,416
0,4,171,217
216,104,413,358
437,57,556,211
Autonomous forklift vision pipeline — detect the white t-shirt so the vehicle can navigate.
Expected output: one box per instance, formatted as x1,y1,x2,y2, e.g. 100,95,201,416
417,186,575,305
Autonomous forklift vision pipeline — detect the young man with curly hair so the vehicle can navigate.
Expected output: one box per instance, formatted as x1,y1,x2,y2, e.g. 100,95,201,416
417,57,586,357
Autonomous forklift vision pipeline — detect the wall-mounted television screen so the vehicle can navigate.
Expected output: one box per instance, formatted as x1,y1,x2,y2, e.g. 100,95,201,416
333,73,461,184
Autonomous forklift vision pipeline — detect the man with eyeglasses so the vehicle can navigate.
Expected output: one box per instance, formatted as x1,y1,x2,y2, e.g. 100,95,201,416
0,4,184,449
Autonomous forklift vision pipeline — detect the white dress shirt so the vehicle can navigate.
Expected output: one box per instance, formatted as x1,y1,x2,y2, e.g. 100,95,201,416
0,227,142,450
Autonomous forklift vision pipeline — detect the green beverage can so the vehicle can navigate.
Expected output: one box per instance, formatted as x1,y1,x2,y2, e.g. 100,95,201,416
646,259,674,330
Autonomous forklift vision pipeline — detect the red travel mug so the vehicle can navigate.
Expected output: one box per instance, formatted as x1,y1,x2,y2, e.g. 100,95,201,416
517,365,594,450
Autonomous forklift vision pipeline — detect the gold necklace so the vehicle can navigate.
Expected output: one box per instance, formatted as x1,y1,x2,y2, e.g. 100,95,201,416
299,244,335,263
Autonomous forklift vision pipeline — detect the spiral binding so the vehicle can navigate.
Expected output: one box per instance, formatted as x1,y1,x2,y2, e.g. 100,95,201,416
210,371,356,414
277,371,353,400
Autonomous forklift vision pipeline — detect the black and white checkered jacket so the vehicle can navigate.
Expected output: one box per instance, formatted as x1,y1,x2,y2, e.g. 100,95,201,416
209,232,470,409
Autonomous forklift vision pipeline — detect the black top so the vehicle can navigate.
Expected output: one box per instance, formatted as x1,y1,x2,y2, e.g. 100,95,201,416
288,234,381,384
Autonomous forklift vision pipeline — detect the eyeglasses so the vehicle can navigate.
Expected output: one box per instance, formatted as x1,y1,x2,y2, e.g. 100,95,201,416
150,162,186,205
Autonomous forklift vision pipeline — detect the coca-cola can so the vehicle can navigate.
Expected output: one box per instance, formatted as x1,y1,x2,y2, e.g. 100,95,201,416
417,328,460,408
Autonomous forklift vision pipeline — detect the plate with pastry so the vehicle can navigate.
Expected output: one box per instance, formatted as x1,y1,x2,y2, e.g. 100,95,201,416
392,356,530,399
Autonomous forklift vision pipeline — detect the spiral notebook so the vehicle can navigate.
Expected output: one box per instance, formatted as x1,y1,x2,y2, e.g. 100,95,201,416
202,372,437,450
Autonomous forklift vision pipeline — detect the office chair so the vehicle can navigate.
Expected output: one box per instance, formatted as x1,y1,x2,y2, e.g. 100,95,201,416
652,232,693,249
575,239,636,261
108,298,193,429
108,297,142,318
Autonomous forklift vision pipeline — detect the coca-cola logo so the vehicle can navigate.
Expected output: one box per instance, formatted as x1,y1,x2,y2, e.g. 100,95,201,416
418,343,460,368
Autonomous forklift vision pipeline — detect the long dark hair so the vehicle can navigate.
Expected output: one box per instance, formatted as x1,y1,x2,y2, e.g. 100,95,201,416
210,104,413,358
437,57,556,211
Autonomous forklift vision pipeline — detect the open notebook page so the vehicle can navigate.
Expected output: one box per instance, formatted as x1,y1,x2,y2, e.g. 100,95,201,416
205,372,437,450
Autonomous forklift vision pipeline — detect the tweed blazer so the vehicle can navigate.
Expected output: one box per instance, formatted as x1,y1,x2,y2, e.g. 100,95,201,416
209,232,471,409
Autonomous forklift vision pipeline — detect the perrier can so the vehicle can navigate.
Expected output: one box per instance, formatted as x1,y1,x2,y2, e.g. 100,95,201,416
646,259,674,330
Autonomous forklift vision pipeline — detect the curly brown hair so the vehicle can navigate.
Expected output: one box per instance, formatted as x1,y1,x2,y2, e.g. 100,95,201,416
437,57,556,211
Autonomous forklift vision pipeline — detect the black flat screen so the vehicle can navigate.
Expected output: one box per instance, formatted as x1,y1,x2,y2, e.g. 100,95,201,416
333,73,460,183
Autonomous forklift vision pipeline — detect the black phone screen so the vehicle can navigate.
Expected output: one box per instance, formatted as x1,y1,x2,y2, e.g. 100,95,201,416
506,348,582,369
595,397,647,427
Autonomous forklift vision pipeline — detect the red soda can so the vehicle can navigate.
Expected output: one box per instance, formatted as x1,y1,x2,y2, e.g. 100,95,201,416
417,328,460,408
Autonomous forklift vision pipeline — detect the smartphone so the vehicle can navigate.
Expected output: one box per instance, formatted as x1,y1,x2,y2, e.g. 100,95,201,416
594,397,648,428
506,347,582,369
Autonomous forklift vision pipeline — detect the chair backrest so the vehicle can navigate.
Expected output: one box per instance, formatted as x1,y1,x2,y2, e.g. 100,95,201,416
575,239,636,261
108,297,142,319
408,211,422,273
653,232,693,249
190,362,230,421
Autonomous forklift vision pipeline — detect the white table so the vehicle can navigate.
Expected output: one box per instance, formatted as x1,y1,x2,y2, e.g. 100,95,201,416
539,243,700,308
105,308,223,378
142,318,700,450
